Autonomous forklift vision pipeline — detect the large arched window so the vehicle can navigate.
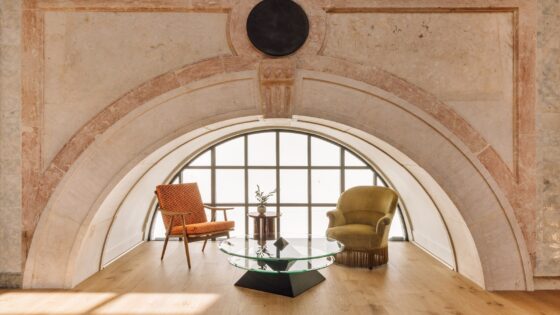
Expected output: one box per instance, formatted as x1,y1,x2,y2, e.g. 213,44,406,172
149,130,407,240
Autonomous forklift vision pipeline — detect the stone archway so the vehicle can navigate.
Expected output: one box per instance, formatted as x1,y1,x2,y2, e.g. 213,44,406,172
23,56,532,290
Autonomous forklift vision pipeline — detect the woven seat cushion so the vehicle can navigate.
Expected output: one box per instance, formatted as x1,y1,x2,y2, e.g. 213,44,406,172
170,220,235,235
326,224,381,250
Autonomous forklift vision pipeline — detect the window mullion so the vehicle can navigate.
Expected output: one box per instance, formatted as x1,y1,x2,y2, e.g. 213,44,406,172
307,134,312,240
244,135,249,239
341,148,345,193
211,147,216,206
276,131,281,238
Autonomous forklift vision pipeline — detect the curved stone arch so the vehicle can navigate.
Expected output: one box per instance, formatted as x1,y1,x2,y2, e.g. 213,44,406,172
24,56,532,290
31,55,513,236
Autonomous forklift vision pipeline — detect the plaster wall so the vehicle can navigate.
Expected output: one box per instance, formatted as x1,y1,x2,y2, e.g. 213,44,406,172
322,11,515,168
42,11,232,167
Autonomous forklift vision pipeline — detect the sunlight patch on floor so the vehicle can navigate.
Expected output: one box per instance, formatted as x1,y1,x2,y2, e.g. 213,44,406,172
0,292,115,314
0,292,220,315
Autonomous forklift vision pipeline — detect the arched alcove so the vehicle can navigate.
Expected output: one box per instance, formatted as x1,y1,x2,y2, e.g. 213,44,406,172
97,118,483,287
23,64,531,291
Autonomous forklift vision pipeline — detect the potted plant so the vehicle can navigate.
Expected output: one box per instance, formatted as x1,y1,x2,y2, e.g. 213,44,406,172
255,185,276,215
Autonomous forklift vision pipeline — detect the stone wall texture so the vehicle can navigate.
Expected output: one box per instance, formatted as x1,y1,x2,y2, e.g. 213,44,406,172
0,0,22,288
536,0,560,277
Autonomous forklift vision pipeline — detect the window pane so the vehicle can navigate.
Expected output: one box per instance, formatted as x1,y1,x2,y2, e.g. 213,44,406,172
248,132,276,166
225,207,246,238
280,170,307,203
345,169,374,190
248,169,276,204
280,132,307,166
151,211,166,239
216,137,244,166
311,170,340,203
280,207,308,238
188,150,211,166
311,137,340,166
344,150,366,167
216,170,245,203
389,209,406,240
311,207,331,237
171,176,180,184
182,169,211,203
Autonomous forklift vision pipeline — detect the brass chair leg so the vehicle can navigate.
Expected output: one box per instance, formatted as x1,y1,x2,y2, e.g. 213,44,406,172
202,239,208,252
161,233,170,260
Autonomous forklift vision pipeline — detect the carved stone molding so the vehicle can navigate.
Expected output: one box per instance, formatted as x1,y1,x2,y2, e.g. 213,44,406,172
258,59,296,118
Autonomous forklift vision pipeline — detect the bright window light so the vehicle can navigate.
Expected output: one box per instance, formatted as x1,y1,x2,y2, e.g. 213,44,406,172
215,137,244,166
248,132,276,166
149,130,407,241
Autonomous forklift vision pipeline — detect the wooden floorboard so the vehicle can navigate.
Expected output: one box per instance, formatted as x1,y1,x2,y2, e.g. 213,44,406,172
0,241,559,315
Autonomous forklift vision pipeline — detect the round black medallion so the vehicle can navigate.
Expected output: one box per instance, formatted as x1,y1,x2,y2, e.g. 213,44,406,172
246,0,309,56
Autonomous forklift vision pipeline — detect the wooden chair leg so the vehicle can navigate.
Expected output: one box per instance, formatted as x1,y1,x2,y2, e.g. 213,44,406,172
182,236,191,268
211,210,217,241
202,239,208,252
184,240,192,269
179,215,192,269
161,233,170,260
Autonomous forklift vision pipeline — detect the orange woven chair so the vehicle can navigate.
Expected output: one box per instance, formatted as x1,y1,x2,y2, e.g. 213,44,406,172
155,183,235,268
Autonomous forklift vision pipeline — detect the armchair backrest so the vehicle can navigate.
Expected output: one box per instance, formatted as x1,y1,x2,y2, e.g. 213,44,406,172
336,186,399,226
155,183,207,230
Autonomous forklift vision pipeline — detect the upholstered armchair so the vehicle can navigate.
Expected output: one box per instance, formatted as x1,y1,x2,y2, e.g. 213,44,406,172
326,186,398,268
155,183,235,268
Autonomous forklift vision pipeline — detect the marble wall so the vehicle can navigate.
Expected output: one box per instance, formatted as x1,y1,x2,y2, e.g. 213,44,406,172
0,0,22,288
535,0,560,279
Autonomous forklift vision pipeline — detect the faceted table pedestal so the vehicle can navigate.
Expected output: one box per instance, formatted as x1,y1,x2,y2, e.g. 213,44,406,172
235,270,325,297
219,238,344,298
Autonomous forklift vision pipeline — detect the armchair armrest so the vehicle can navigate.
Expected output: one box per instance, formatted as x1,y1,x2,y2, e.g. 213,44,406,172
376,215,392,234
326,209,346,228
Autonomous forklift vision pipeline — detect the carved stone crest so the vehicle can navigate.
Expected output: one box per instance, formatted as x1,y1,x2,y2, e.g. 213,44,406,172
259,59,295,118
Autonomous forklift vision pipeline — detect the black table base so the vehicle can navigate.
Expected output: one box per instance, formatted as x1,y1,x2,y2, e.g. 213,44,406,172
234,270,325,297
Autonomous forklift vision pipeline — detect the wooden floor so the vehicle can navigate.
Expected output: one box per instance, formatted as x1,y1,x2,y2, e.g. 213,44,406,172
1,241,559,315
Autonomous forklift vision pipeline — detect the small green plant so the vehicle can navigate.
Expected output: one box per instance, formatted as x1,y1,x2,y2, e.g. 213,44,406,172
255,185,276,206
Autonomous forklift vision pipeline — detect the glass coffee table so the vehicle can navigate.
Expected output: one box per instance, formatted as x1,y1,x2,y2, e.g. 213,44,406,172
219,238,344,297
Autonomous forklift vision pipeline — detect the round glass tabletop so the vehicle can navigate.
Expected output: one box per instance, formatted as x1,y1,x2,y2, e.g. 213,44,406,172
218,238,344,262
228,256,335,274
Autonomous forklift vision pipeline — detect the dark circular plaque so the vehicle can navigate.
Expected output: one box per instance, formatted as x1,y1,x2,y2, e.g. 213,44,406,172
246,0,309,56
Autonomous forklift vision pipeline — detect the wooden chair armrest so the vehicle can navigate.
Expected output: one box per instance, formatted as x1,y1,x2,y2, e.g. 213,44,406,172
204,205,235,211
204,205,234,222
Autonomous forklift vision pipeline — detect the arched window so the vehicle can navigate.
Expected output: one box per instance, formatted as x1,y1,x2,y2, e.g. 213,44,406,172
149,130,407,240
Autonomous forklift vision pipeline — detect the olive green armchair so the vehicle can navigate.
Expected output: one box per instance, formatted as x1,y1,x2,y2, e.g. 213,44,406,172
326,186,399,269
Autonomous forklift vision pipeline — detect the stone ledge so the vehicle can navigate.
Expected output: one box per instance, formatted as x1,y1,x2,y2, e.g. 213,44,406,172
0,272,22,289
534,276,560,290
